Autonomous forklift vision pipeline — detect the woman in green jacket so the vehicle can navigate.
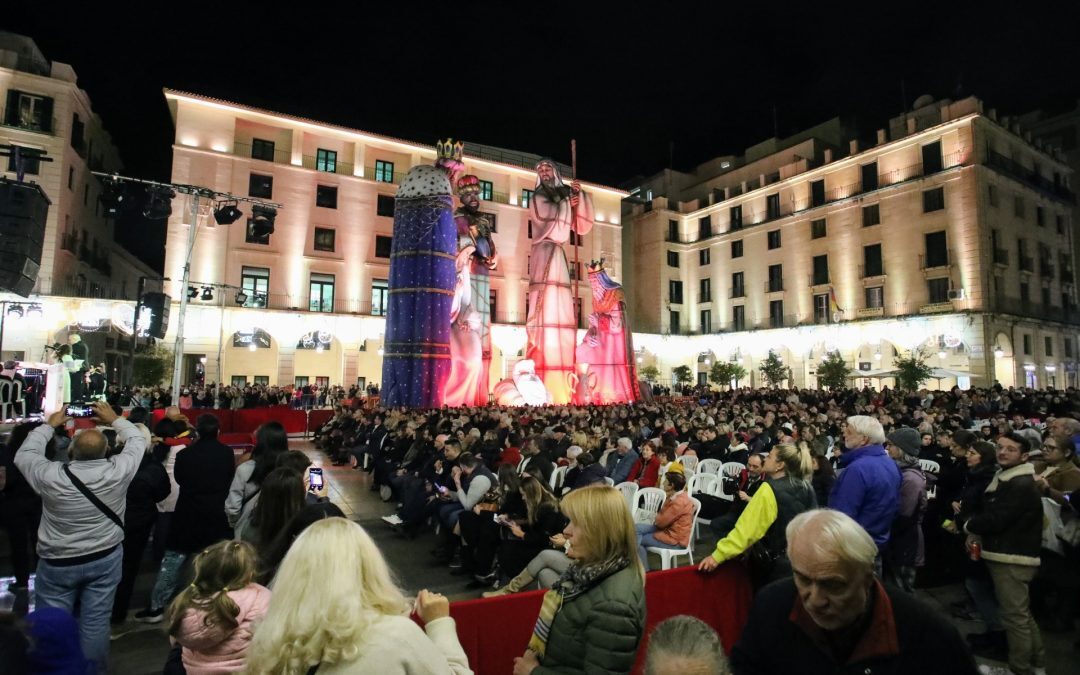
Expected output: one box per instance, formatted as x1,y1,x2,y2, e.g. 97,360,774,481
513,485,646,675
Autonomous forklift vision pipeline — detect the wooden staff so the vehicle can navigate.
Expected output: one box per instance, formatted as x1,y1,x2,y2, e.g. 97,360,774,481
571,139,579,312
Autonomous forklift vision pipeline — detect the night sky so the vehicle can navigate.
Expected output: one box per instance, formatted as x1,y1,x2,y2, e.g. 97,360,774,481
5,5,1077,272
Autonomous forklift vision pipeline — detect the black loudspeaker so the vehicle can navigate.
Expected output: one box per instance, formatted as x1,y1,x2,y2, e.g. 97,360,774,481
141,291,171,339
0,179,50,297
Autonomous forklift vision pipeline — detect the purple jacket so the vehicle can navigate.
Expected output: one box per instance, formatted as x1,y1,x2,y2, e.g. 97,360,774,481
829,444,901,549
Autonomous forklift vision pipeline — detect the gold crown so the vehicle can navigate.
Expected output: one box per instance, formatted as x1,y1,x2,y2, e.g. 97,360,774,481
437,138,464,162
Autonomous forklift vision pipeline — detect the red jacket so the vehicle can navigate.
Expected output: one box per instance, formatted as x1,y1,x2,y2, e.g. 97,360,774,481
631,455,662,488
498,447,522,469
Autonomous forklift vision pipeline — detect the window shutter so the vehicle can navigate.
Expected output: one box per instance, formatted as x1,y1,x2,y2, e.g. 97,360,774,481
5,90,20,126
39,97,54,132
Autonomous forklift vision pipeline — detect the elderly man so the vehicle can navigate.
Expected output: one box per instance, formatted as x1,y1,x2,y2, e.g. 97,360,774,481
829,415,901,560
731,509,978,674
14,400,146,670
645,615,731,675
606,436,640,484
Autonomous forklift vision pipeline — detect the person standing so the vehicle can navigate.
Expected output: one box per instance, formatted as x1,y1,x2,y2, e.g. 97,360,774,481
525,158,594,404
883,427,928,594
67,332,89,402
829,415,901,564
13,401,146,670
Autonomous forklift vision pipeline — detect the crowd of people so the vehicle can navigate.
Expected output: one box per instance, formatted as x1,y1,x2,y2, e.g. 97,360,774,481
0,382,1078,673
97,382,376,411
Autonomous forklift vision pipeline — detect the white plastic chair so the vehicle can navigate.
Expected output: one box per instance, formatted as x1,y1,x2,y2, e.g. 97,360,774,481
634,487,667,524
696,458,722,476
646,497,703,569
549,465,568,493
687,473,719,541
718,462,745,502
603,476,615,487
677,455,699,474
616,481,640,510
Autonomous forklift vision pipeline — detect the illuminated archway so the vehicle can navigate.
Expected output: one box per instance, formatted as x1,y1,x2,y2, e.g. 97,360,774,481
225,328,279,385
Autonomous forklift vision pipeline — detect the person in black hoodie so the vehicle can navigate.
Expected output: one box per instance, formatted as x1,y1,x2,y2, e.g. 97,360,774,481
0,423,46,595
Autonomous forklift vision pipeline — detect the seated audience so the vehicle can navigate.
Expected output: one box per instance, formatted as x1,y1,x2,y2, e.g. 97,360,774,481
629,441,662,488
606,437,639,484
644,615,731,675
635,472,694,569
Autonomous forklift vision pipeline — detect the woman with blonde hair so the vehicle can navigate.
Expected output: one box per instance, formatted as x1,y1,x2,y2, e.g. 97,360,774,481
246,517,471,674
698,442,817,587
512,486,645,675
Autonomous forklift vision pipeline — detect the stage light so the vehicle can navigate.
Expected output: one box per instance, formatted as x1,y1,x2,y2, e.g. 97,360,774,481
235,290,248,306
99,179,126,218
201,287,214,301
187,286,199,299
249,205,277,237
213,201,243,225
6,303,24,318
994,348,1005,358
143,186,176,219
26,303,43,318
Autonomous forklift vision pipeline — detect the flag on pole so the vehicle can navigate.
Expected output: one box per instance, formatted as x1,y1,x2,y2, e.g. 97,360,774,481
828,286,842,321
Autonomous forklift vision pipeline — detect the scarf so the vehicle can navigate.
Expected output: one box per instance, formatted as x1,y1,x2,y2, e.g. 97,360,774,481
984,462,1035,493
527,556,630,658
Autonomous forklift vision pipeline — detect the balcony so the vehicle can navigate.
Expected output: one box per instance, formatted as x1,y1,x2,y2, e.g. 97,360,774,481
45,277,134,301
60,232,78,254
809,275,830,287
860,265,886,279
730,287,745,299
766,313,797,329
233,141,292,165
0,107,56,135
365,166,408,185
993,248,1009,266
995,296,1080,325
697,293,713,303
919,250,951,271
301,154,355,176
1041,261,1056,278
1019,256,1035,273
986,149,1076,203
765,279,784,293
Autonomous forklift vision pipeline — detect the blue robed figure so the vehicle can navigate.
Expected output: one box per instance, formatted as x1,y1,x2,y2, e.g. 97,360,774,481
380,139,465,408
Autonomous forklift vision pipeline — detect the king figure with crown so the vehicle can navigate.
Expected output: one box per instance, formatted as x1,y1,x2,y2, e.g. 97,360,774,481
380,139,465,408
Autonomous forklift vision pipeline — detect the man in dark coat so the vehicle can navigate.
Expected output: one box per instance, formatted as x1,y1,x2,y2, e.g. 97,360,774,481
167,414,236,556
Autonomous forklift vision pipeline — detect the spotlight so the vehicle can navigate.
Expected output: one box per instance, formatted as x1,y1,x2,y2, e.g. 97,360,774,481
99,179,126,218
142,186,176,219
213,201,243,225
26,303,43,318
249,205,277,238
187,286,199,299
994,348,1005,358
234,290,248,306
201,287,214,301
6,303,24,318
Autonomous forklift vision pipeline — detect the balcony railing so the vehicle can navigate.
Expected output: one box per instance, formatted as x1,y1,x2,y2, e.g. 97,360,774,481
697,293,713,303
809,275,830,287
765,279,784,293
364,166,408,185
232,141,292,164
1041,261,1056,278
301,154,355,176
986,149,1075,203
919,251,951,270
860,265,886,279
1019,255,1035,273
44,277,135,301
0,107,56,135
730,287,745,299
995,296,1080,325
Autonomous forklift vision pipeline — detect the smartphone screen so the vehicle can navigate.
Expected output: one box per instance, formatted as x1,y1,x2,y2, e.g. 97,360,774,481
65,405,95,418
308,467,324,491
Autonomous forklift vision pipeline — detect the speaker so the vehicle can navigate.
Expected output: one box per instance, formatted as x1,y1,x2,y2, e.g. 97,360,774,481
0,179,50,297
141,291,171,339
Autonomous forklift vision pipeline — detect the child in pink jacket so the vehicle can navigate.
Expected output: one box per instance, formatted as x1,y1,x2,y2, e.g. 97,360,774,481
166,540,271,673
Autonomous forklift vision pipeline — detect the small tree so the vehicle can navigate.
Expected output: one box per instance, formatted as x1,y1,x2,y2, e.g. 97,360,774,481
133,343,173,387
671,365,693,387
640,365,660,383
816,351,851,390
894,351,934,391
759,349,788,388
710,361,747,389
729,362,748,387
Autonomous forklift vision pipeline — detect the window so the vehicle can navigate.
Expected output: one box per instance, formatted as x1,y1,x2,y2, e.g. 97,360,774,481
1036,206,1045,227
922,141,943,174
241,266,270,307
699,215,713,239
769,300,784,328
374,160,394,183
231,376,247,387
863,244,883,277
6,145,40,175
294,376,309,388
1066,337,1074,359
732,305,745,332
249,173,273,198
866,286,884,309
309,273,335,313
767,229,781,250
810,179,825,207
766,193,781,220
813,293,830,323
699,278,712,303
479,180,493,201
667,251,679,267
667,219,679,242
729,205,742,230
1041,285,1051,308
375,235,393,258
314,227,336,252
1014,195,1025,218
923,187,945,213
731,240,743,258
699,248,711,266
768,264,783,292
4,90,53,132
700,310,712,333
669,280,683,304
68,166,74,190
489,290,497,320
927,278,950,304
1057,214,1066,235
316,184,338,208
988,184,999,207
316,149,337,173
862,204,880,227
812,254,829,285
924,231,948,268
669,311,681,334
810,218,827,239
376,194,395,217
251,138,275,161
1023,334,1032,355
245,218,271,245
521,189,533,208
731,272,745,298
1020,280,1030,302
371,279,389,315
861,161,878,192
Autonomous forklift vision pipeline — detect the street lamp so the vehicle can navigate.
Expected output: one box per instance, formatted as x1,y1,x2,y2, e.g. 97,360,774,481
994,347,1005,358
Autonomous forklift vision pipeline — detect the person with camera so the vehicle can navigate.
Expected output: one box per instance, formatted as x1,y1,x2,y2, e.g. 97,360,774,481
13,400,146,671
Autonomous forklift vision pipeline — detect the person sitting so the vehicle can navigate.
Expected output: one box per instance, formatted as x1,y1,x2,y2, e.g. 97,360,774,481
635,472,694,569
708,452,766,539
564,451,608,493
644,615,731,675
731,509,979,674
494,475,567,583
165,540,270,674
245,518,471,674
606,437,639,484
629,441,662,488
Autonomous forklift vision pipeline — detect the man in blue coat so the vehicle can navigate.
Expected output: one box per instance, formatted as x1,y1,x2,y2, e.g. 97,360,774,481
829,415,901,563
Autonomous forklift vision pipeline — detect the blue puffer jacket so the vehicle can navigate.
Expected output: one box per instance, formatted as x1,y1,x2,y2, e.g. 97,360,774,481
829,444,901,548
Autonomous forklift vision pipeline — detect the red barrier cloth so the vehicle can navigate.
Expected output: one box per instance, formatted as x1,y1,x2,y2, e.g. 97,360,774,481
233,407,307,434
446,562,752,675
178,409,234,433
308,409,334,430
